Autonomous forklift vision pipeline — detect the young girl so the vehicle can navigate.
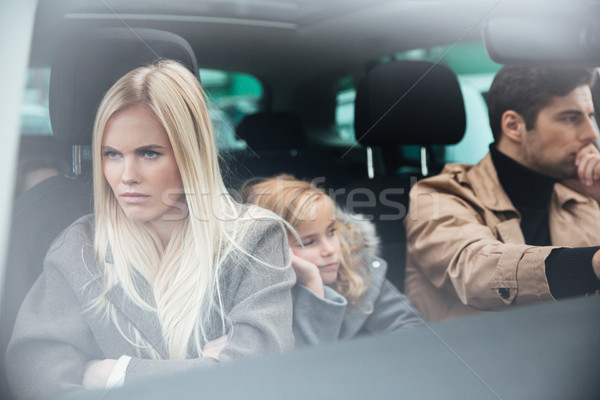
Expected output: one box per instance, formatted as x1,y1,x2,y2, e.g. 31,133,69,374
242,175,423,347
6,60,295,399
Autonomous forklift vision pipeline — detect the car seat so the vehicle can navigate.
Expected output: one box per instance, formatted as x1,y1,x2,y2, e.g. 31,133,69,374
1,27,198,399
341,60,466,291
225,111,350,191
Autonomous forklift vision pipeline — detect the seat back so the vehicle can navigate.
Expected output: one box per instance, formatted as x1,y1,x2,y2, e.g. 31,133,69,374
224,111,348,190
342,61,466,291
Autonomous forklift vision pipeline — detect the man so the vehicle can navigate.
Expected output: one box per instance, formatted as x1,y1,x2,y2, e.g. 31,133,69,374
404,66,600,322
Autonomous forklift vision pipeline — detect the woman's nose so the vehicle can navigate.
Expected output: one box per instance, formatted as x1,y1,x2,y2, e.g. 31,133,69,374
121,159,140,185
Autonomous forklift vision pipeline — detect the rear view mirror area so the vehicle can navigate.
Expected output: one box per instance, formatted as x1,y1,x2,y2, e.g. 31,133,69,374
483,15,600,67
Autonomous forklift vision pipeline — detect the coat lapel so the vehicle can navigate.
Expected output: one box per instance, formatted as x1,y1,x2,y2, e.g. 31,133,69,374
103,247,169,358
105,280,169,359
550,183,600,246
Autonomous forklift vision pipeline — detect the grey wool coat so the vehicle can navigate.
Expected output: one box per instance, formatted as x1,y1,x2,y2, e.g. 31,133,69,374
6,214,295,400
292,213,424,347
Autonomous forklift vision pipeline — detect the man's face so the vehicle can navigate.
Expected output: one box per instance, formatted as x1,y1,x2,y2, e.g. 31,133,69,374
520,85,598,179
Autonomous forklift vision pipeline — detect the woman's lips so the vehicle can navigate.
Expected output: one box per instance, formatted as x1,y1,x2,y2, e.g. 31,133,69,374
120,192,151,204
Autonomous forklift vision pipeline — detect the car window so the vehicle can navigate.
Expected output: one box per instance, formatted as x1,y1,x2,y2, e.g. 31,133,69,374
335,76,356,142
20,68,51,136
18,67,263,150
334,42,500,165
200,69,263,150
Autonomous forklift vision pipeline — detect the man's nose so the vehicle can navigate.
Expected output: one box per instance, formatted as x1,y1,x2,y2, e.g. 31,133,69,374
580,116,599,143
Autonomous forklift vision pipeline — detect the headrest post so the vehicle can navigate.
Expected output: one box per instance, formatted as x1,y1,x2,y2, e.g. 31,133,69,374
420,146,429,177
367,146,375,179
71,145,82,177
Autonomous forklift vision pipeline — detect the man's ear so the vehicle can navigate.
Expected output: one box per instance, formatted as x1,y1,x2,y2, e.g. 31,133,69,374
501,110,526,143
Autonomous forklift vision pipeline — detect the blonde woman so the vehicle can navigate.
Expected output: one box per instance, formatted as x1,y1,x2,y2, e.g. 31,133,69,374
242,175,423,347
6,60,294,399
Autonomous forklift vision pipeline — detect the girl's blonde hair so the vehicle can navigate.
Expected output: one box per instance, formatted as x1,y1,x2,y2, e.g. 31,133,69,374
91,59,280,359
242,175,369,306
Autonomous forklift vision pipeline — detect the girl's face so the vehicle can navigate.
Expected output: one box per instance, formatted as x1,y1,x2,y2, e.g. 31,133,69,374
290,199,341,285
101,104,185,230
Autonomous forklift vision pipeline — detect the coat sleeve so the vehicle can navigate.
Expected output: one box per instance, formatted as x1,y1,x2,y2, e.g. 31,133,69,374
362,276,425,334
5,259,102,399
291,284,347,348
404,177,555,311
124,219,296,384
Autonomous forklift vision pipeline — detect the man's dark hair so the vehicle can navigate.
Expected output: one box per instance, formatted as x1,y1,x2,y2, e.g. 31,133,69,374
487,66,597,141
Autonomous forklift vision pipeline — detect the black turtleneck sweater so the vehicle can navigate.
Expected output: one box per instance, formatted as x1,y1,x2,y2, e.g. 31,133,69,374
490,145,600,299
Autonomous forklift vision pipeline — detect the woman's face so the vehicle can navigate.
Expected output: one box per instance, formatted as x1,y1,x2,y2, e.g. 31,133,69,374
101,104,185,229
290,199,341,285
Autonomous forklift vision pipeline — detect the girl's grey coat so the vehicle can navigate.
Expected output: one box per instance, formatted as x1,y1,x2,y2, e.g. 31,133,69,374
292,213,423,347
6,214,295,399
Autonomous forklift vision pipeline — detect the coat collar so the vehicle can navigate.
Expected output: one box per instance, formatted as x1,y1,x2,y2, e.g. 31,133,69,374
465,153,516,213
553,182,593,206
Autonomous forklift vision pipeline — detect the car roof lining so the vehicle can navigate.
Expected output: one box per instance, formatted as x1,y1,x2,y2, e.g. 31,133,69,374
30,0,493,84
27,0,600,119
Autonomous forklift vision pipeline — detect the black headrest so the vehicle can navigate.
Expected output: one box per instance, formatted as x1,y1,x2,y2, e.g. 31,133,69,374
236,111,305,151
49,27,198,146
355,61,466,146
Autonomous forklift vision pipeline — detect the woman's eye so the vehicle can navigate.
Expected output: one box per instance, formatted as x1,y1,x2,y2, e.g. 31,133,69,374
328,228,336,236
301,239,314,246
143,150,159,159
103,151,119,159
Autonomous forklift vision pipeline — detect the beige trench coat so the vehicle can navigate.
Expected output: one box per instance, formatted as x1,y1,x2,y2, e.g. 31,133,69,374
404,153,600,322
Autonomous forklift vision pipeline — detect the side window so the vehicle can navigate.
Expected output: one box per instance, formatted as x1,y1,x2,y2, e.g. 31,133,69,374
200,69,264,150
21,68,51,135
444,74,495,164
335,76,356,143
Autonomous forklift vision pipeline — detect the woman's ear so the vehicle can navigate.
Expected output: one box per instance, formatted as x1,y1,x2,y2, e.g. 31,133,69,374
500,110,526,144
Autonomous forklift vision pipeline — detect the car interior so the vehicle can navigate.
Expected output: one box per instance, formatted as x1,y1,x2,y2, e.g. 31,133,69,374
2,0,600,399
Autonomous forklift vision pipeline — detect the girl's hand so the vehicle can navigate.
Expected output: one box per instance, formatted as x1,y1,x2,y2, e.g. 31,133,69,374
291,250,324,298
82,358,118,389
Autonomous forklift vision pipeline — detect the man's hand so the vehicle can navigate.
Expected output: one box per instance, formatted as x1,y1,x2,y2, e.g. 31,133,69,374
564,144,600,202
290,250,325,298
575,144,600,187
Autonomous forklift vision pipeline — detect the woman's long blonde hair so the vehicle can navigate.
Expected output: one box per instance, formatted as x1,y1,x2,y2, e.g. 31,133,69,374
242,175,369,306
91,59,279,359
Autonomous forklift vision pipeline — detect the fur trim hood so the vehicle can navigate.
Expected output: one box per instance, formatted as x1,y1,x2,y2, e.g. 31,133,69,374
336,209,380,257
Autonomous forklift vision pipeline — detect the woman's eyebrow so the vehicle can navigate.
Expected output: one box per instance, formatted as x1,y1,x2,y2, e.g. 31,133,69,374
135,144,166,151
